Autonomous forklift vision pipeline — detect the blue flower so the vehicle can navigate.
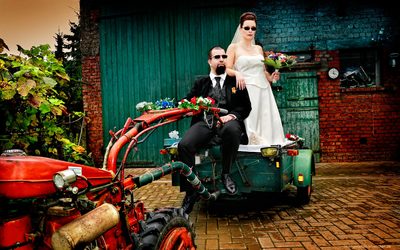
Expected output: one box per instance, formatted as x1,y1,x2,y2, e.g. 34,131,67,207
136,98,175,112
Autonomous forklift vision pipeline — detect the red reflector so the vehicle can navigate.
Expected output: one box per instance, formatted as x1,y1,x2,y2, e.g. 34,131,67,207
159,149,168,155
287,149,299,156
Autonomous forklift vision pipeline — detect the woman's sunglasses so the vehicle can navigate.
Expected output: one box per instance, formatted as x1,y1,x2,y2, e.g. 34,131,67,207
212,55,228,59
243,26,257,31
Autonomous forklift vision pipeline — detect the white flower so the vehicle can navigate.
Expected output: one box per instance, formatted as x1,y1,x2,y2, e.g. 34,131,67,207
168,130,180,139
136,101,147,111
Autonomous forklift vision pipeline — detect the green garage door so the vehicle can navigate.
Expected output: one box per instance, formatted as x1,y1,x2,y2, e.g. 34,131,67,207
99,5,243,165
274,71,320,162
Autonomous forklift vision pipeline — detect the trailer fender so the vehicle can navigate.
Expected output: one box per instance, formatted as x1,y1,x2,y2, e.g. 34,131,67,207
293,149,314,188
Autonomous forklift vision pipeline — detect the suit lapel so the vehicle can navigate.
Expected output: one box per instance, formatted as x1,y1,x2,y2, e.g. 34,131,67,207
225,76,233,104
202,77,213,95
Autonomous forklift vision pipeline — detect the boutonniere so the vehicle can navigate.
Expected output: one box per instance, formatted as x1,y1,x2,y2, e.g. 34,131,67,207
231,87,237,94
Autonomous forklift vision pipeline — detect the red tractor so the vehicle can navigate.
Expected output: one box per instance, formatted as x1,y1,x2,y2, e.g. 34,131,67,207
0,106,225,249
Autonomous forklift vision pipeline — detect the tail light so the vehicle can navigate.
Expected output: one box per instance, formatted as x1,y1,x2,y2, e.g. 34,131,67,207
297,173,304,184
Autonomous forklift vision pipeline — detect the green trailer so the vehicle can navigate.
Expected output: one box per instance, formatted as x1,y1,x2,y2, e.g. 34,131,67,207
164,136,315,204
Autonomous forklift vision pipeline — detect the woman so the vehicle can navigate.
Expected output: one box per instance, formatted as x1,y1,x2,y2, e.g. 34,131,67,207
226,12,285,145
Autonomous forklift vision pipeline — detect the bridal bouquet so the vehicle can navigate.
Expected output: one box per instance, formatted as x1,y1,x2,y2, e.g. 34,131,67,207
263,51,297,70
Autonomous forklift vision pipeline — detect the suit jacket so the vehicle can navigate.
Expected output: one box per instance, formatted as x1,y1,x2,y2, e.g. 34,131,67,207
183,75,252,143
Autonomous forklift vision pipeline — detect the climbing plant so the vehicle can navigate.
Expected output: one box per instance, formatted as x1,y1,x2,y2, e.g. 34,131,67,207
0,41,93,165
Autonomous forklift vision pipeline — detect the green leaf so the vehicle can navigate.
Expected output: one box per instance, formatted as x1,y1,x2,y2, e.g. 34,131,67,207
43,77,57,87
1,88,16,100
48,98,64,106
39,103,51,114
11,60,22,68
13,69,29,78
26,135,38,143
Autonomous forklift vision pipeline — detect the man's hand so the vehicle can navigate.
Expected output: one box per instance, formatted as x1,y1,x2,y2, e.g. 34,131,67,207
217,114,236,127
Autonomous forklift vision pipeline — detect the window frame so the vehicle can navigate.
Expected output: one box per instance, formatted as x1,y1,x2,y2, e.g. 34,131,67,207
339,47,381,88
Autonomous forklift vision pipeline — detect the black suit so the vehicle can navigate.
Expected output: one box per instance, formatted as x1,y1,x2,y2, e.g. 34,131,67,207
178,74,252,191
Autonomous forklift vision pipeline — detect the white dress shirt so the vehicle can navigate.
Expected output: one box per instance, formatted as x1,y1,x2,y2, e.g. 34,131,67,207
209,73,226,88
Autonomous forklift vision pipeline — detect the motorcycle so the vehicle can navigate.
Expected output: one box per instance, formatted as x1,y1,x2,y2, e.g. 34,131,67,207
0,105,226,250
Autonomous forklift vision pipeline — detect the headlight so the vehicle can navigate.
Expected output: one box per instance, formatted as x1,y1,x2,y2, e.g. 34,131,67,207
53,170,77,189
167,147,178,155
260,147,279,158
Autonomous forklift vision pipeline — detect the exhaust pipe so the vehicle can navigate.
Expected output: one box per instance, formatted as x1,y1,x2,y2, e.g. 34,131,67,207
51,203,120,250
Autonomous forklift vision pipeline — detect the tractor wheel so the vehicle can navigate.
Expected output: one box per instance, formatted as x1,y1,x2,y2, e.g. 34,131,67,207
138,207,196,250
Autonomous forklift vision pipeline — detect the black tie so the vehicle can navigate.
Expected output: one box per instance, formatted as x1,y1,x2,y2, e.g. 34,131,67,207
215,77,221,89
213,76,225,105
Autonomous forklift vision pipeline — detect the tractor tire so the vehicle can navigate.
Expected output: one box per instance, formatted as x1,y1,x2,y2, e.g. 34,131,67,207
138,207,196,250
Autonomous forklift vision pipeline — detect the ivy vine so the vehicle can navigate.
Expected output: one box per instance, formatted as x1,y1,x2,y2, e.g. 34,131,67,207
0,42,93,165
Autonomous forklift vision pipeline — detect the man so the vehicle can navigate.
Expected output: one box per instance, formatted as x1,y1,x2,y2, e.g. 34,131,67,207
178,46,252,214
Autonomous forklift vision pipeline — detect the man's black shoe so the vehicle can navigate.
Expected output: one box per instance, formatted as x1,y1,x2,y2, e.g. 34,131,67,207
181,192,199,214
222,174,238,195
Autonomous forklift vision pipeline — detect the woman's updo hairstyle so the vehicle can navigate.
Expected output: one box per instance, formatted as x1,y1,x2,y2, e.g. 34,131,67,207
239,12,257,27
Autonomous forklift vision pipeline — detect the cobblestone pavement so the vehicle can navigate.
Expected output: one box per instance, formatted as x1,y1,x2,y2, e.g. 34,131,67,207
128,161,400,249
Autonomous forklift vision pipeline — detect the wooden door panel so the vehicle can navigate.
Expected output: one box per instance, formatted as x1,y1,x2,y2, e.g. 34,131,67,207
274,71,320,162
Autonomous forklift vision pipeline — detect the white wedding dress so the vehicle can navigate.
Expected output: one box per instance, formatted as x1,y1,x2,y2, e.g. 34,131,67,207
235,55,285,146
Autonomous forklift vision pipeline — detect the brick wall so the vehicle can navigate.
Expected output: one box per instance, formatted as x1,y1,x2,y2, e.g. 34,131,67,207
254,0,399,52
82,56,104,165
252,1,400,161
316,50,400,162
80,1,104,165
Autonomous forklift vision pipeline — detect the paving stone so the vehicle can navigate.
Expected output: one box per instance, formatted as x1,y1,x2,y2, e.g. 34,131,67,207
128,161,400,249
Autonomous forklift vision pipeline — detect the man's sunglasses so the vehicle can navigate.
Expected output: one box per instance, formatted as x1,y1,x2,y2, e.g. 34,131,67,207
243,26,257,31
212,55,228,59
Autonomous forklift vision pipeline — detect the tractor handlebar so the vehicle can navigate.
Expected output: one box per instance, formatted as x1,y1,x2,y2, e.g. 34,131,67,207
198,106,228,115
217,107,228,115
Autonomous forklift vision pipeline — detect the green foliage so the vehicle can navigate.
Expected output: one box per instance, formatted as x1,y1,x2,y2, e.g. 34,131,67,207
0,42,93,166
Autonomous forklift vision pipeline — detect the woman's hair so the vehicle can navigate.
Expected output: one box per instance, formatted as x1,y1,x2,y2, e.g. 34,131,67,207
239,12,257,28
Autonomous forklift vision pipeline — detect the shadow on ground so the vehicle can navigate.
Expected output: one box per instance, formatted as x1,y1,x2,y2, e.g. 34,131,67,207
199,189,306,216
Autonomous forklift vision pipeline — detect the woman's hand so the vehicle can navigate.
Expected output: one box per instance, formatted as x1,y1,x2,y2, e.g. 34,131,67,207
271,70,280,83
235,72,246,90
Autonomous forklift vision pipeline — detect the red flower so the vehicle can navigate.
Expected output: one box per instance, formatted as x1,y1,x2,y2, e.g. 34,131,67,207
190,96,197,104
159,149,168,155
206,97,215,105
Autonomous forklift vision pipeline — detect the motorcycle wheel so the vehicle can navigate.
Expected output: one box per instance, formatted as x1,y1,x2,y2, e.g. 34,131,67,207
138,207,196,250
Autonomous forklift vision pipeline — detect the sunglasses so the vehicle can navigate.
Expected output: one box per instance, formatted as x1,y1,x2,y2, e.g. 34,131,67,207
212,55,228,59
243,26,257,31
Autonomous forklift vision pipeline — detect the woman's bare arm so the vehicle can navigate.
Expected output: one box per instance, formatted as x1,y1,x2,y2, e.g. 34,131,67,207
226,43,246,90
